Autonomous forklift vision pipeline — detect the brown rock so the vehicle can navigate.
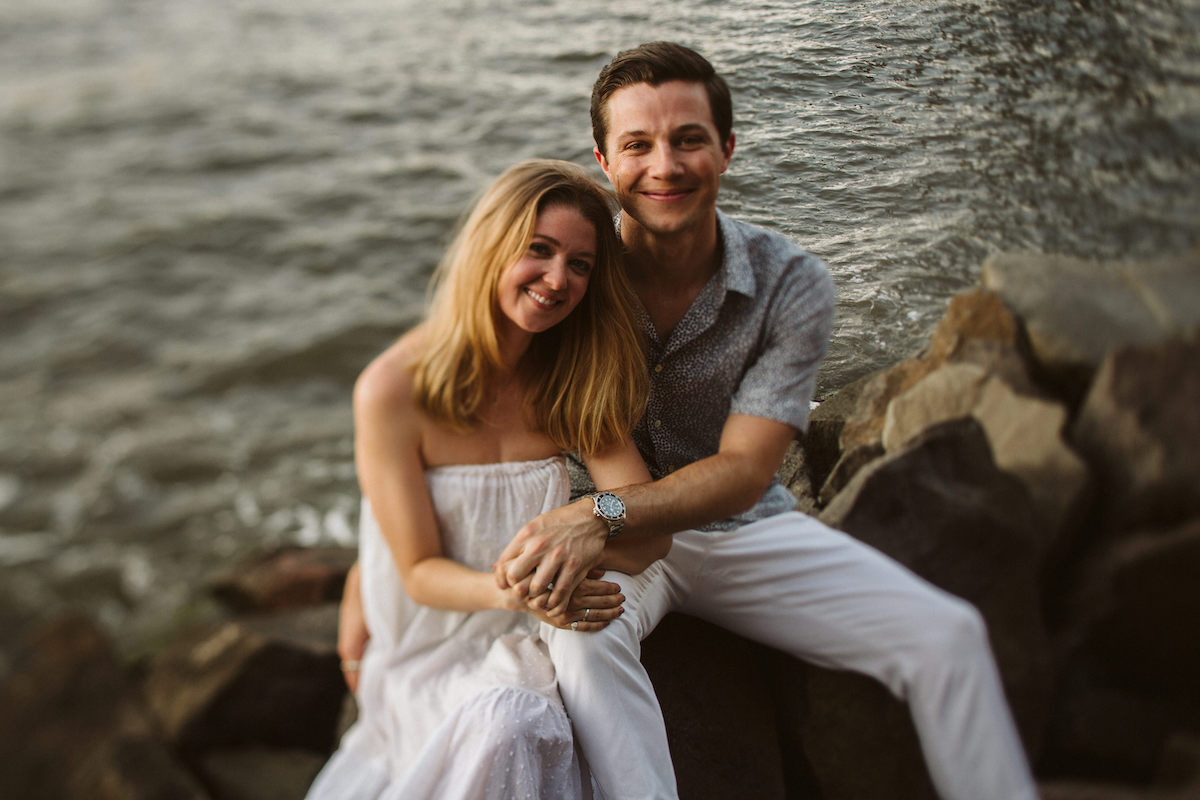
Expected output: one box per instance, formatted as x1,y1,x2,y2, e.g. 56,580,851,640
882,363,1089,549
830,289,1031,490
0,615,208,800
209,546,357,613
641,613,789,799
820,418,1052,760
1072,336,1200,532
1074,519,1200,699
195,747,328,800
804,372,875,489
796,667,938,800
144,605,345,753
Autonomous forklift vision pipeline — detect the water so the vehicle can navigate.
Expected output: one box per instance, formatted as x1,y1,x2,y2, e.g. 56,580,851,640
2,0,1197,653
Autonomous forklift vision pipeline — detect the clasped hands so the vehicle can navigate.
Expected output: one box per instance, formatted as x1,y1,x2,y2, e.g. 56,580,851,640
493,496,619,632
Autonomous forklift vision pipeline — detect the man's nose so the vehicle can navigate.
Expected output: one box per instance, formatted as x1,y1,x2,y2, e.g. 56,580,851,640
651,145,683,178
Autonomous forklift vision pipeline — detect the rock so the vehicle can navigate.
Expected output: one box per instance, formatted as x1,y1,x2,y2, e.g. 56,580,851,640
144,605,345,753
827,289,1032,492
641,613,789,799
1040,660,1173,783
1072,336,1200,532
796,666,938,800
0,615,208,800
981,249,1200,400
194,747,328,800
778,439,818,515
882,363,1090,549
1071,519,1200,700
803,372,874,489
817,441,884,506
820,418,1052,760
209,546,357,613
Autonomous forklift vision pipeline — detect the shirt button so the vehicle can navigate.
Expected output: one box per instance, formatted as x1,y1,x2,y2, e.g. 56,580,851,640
653,419,662,429
654,364,663,373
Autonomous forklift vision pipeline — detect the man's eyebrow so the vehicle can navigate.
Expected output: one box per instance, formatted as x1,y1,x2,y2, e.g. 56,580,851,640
615,123,711,139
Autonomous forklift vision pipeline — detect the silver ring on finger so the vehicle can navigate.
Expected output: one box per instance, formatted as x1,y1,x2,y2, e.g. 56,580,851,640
584,608,591,621
571,621,579,632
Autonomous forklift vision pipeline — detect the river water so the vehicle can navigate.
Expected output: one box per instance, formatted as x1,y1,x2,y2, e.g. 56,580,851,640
2,0,1197,653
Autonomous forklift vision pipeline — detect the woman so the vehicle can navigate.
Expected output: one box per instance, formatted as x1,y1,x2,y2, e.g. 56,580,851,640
306,160,669,799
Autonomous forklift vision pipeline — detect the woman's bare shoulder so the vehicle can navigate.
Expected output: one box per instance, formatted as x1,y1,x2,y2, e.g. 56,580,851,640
354,324,428,416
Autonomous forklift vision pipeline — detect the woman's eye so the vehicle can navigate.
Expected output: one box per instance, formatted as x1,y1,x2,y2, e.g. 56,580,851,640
529,242,552,256
570,259,593,274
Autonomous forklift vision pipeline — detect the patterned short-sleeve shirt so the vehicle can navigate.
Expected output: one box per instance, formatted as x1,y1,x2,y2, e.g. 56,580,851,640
630,209,835,531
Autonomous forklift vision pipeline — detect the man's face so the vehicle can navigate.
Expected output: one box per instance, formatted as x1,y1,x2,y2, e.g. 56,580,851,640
595,80,734,240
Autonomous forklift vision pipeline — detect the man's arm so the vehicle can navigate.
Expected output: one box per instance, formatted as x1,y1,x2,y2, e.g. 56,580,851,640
495,413,797,613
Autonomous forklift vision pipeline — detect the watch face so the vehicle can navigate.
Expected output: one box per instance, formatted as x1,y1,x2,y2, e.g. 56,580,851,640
596,492,625,519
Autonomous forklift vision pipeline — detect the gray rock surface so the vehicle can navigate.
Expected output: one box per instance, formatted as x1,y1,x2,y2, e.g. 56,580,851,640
981,249,1200,397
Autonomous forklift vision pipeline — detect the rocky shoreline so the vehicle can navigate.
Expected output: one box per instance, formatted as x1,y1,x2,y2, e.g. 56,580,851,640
2,248,1198,799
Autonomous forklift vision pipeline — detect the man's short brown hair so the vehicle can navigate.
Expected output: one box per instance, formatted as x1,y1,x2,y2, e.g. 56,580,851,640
590,42,732,156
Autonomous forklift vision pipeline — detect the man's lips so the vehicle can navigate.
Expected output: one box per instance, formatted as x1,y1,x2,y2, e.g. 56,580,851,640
640,187,693,201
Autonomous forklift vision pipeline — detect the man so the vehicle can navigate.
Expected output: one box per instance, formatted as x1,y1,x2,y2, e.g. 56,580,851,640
492,42,1038,800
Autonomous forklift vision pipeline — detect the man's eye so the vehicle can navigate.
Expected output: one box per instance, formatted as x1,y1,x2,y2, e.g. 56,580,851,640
624,141,647,151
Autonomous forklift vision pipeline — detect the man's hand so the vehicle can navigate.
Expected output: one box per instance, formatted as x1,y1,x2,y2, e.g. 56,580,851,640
494,497,609,615
337,561,369,693
503,571,626,631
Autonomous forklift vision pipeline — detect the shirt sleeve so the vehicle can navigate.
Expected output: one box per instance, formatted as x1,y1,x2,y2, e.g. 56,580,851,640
729,253,834,433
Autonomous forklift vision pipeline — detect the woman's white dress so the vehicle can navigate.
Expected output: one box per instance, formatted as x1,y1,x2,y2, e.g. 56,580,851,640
305,457,585,800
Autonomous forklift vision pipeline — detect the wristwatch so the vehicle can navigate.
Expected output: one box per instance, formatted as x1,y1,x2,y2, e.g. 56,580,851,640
590,491,626,538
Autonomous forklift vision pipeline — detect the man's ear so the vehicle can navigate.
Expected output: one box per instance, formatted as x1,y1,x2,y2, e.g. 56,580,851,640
594,146,612,180
720,133,736,174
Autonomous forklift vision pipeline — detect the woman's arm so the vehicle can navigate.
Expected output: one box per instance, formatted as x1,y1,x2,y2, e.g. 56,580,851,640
352,340,621,630
353,345,509,613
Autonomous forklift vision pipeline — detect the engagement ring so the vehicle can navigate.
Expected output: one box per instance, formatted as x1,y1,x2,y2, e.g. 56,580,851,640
571,621,579,631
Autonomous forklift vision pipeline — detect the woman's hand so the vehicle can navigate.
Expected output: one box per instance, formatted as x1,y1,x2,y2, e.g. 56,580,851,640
502,571,624,632
337,561,369,692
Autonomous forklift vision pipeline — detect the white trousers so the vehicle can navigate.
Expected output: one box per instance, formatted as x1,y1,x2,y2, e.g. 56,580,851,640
542,512,1038,800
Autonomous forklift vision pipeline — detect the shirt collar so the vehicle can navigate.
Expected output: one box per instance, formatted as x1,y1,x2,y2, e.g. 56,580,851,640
716,209,757,299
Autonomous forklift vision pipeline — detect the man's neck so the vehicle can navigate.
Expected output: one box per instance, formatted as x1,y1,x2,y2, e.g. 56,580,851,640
622,211,722,293
622,211,723,341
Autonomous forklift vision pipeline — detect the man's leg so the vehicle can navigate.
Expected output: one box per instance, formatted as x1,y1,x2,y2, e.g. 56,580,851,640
683,512,1037,800
541,536,704,800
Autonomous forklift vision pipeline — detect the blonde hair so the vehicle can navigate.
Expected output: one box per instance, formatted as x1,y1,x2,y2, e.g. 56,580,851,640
413,159,647,456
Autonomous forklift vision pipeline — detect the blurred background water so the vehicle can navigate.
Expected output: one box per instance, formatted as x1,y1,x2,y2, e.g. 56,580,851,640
1,0,1197,655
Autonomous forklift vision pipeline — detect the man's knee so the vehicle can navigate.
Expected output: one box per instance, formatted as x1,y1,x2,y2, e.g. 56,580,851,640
908,595,990,668
542,614,641,666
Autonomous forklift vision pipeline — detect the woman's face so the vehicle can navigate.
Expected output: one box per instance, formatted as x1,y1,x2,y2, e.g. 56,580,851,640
496,203,597,338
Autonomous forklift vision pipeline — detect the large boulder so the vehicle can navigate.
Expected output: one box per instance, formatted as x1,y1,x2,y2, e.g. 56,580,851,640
641,613,789,799
144,605,345,753
820,418,1052,762
1063,518,1200,704
208,545,356,613
0,615,209,800
1071,336,1200,533
821,289,1033,494
981,249,1200,400
194,747,328,800
882,362,1090,551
